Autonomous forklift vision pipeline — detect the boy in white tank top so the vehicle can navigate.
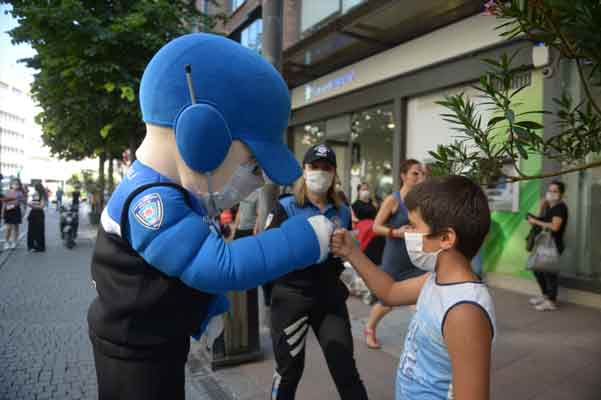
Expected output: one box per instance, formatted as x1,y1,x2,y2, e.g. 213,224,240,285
332,175,495,400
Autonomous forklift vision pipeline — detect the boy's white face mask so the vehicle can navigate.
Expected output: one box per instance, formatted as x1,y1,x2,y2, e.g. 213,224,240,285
404,232,443,272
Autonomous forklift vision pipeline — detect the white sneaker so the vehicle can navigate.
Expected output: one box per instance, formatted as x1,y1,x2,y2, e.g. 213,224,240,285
535,299,558,311
3,242,10,251
529,296,546,306
10,241,17,249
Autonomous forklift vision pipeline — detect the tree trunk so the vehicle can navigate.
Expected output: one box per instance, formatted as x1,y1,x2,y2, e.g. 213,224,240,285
98,153,106,211
108,157,115,195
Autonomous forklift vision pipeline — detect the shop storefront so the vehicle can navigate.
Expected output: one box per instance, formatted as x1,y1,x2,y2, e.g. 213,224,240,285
288,14,601,299
290,105,395,203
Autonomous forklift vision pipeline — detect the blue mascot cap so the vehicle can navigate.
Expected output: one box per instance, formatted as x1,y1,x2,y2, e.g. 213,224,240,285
139,33,301,185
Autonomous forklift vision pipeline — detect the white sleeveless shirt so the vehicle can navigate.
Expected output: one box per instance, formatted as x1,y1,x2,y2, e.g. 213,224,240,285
396,273,496,400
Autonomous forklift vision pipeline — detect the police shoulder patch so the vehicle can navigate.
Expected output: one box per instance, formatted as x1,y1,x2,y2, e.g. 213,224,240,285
133,193,164,230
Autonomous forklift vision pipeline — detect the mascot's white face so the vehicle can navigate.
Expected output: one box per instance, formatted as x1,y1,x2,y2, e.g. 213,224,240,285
175,139,258,197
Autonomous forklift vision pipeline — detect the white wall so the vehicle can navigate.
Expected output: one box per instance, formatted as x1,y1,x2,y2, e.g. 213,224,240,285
405,85,492,163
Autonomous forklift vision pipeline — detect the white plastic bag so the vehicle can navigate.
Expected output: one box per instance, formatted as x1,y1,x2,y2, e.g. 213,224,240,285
527,231,560,272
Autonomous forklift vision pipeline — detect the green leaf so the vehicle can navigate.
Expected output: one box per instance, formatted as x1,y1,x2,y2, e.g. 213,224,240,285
515,120,544,130
487,116,506,127
104,82,116,93
120,86,136,102
516,143,529,160
100,124,113,139
512,125,528,138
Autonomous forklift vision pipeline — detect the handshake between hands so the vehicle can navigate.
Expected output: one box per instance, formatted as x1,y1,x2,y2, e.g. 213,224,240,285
330,229,357,260
306,215,358,263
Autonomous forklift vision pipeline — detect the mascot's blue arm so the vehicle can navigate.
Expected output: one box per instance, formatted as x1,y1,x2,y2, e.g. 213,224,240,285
126,186,320,294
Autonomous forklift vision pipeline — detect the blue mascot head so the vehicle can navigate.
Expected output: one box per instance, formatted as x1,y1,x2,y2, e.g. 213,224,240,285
139,33,300,186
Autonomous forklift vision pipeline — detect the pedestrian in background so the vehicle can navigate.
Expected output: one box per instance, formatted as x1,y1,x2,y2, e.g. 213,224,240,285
27,182,46,252
351,182,378,224
56,186,63,210
234,188,260,239
335,178,350,206
527,180,568,311
350,182,385,304
364,159,425,349
71,184,81,207
3,179,24,250
232,188,275,307
266,144,368,400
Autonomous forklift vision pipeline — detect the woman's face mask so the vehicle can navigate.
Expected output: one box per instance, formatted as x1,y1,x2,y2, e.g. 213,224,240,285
545,191,560,203
305,170,334,194
359,189,371,202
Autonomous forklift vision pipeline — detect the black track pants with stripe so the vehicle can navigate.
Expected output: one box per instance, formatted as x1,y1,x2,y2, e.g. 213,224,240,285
269,284,368,400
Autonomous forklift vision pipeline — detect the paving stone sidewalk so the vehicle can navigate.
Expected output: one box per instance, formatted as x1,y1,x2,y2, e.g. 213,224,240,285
0,208,233,400
2,208,600,400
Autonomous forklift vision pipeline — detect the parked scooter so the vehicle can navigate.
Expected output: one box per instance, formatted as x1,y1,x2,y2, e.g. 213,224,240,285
60,203,79,249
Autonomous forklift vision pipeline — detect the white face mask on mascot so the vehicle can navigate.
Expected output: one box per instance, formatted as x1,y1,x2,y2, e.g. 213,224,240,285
200,158,264,217
171,140,265,218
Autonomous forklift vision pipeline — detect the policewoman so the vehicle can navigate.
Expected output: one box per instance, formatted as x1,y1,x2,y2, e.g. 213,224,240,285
267,144,368,400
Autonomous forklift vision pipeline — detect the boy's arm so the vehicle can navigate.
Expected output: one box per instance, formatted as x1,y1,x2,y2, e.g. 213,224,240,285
127,187,331,294
444,304,493,400
333,229,428,306
346,249,427,306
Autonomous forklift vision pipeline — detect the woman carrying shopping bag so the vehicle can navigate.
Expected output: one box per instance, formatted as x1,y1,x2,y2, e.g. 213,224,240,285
527,180,568,311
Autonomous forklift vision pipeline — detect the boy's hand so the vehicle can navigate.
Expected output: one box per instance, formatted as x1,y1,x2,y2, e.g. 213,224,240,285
331,229,357,259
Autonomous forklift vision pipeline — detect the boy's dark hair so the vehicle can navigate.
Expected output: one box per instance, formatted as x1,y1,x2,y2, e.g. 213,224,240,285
405,175,490,260
550,180,565,194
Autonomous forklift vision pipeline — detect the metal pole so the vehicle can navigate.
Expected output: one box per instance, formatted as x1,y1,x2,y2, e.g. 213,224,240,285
256,0,284,234
210,1,286,370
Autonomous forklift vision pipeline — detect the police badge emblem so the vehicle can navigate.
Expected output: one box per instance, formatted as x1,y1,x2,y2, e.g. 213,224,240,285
133,193,164,230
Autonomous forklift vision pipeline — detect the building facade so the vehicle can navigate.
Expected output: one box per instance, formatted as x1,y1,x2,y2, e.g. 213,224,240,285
216,0,600,303
0,78,27,178
0,69,97,194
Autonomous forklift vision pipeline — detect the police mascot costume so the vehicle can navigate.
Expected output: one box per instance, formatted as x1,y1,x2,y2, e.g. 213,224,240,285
87,33,334,400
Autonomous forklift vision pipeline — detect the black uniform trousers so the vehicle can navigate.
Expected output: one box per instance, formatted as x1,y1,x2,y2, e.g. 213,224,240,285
270,283,368,400
90,334,189,400
27,209,45,251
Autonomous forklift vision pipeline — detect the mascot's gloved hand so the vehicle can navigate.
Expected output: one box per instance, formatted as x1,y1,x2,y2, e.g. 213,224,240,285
307,215,335,263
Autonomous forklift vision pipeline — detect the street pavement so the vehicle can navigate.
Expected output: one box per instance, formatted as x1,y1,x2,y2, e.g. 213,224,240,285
0,207,229,400
191,276,601,400
1,207,601,400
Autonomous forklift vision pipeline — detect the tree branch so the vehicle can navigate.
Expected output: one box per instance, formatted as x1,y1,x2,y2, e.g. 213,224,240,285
504,159,601,183
575,59,601,116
